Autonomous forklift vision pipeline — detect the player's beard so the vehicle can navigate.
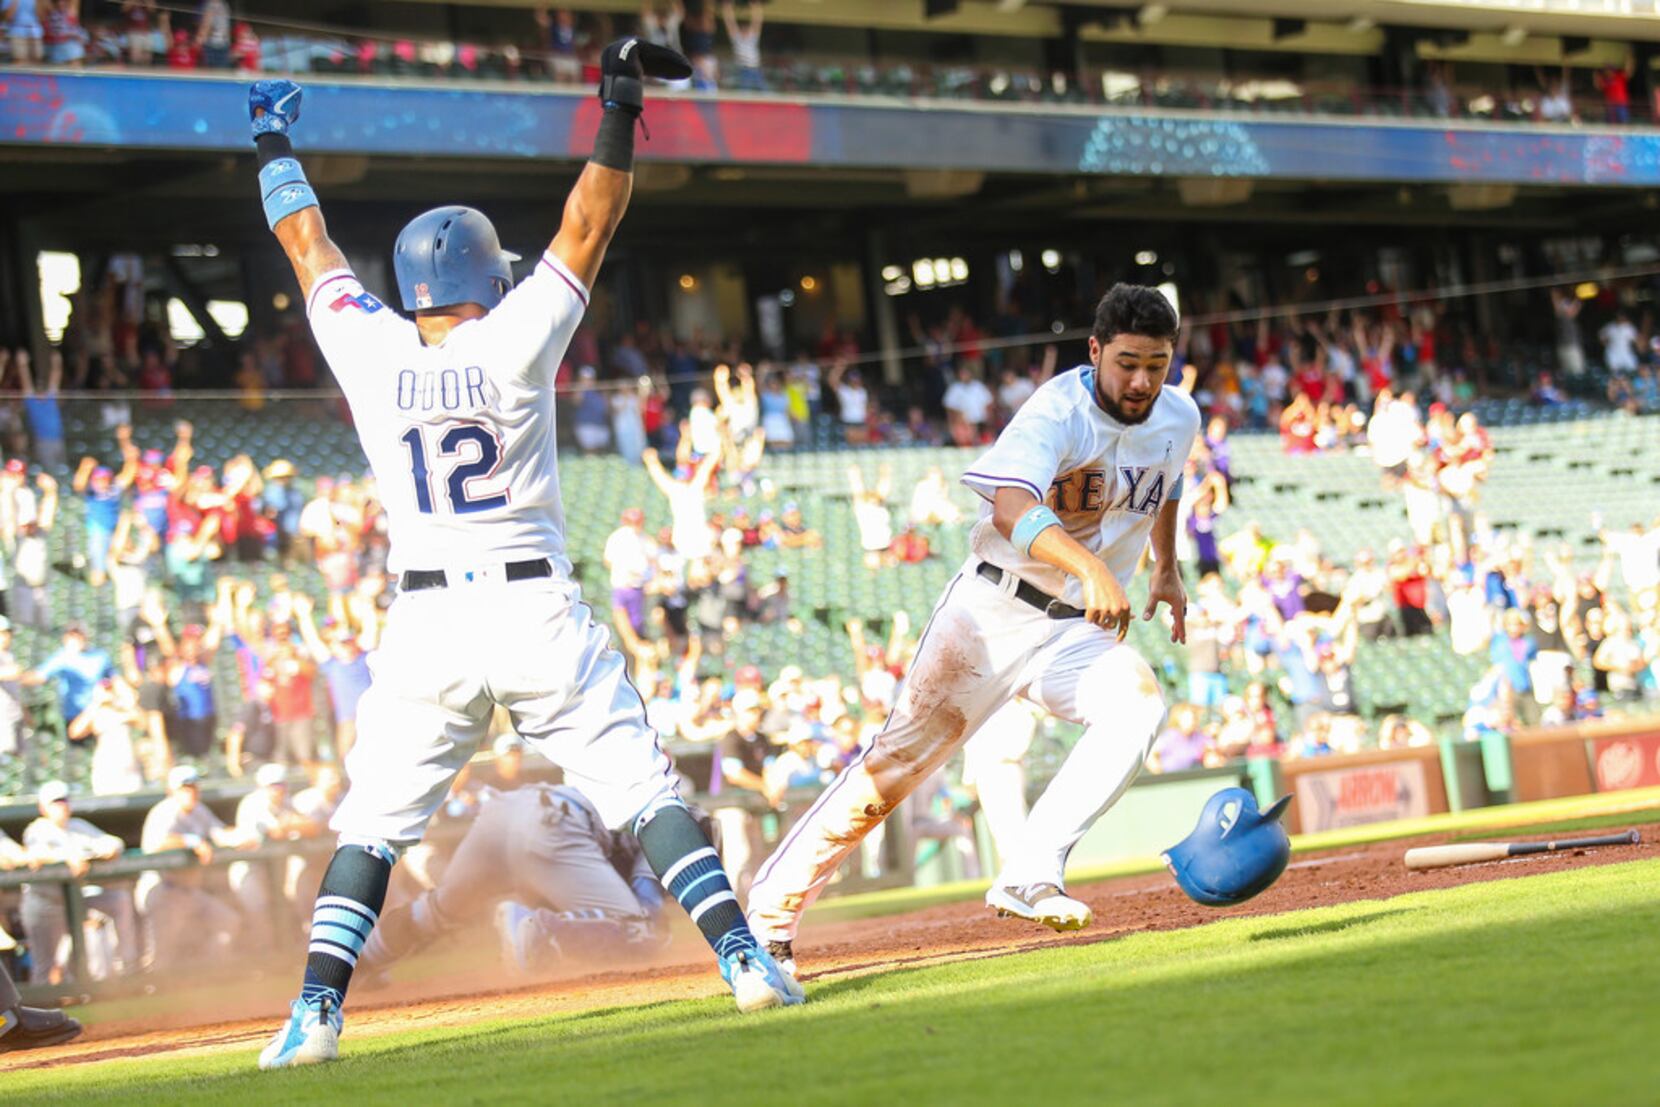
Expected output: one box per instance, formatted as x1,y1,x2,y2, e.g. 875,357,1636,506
1093,359,1159,426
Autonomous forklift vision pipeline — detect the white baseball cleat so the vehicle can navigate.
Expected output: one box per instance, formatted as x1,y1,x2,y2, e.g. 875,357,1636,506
258,996,342,1070
986,882,1093,932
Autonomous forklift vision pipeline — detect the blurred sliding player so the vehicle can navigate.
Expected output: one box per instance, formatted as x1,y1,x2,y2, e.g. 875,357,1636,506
747,286,1196,969
248,44,801,1071
354,784,672,978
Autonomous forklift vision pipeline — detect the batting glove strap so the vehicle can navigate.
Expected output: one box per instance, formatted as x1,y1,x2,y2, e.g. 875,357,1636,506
258,157,319,231
251,112,291,138
600,72,645,116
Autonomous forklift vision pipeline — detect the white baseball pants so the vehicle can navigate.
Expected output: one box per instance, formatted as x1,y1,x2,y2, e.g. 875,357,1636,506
747,563,1168,943
330,574,679,846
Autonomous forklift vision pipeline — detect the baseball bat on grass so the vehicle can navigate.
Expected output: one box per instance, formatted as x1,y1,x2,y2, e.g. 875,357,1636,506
1404,830,1641,871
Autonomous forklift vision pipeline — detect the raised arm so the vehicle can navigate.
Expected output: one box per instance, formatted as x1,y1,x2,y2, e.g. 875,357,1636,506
640,447,675,495
201,578,236,654
692,446,721,489
139,590,178,659
168,420,193,484
35,472,57,532
246,81,353,303
885,608,912,667
111,510,133,563
845,617,871,678
1036,344,1058,384
550,38,691,289
291,593,330,665
713,363,738,408
14,348,33,396
114,427,139,489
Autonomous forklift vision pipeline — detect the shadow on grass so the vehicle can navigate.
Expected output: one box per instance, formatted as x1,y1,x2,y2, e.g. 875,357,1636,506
1248,908,1415,943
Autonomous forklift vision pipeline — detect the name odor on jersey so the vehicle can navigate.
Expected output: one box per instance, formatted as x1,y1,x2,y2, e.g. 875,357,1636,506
396,366,498,413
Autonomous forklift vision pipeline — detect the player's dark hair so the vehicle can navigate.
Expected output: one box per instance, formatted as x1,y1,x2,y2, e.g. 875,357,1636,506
1091,283,1180,345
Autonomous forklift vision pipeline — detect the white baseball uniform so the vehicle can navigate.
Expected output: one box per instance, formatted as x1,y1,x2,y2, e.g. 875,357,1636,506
747,367,1198,943
302,256,678,846
960,698,1040,863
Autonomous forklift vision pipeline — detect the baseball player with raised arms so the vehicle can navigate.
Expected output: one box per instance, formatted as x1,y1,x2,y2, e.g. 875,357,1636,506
747,285,1195,969
248,40,801,1070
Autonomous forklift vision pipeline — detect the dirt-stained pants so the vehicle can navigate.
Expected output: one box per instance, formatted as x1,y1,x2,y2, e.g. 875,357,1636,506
746,563,1167,943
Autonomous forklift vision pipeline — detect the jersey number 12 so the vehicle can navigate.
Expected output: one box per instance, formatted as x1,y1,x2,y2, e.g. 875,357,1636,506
400,423,509,515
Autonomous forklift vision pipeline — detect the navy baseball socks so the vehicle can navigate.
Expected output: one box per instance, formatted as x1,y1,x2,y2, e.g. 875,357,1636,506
635,804,804,1011
260,842,394,1069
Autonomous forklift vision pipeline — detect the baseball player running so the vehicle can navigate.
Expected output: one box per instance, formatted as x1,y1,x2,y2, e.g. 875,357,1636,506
747,286,1195,969
250,40,800,1071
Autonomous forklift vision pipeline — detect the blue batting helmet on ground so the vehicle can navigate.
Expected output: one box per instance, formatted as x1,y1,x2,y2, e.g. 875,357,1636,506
1163,787,1292,907
393,206,520,312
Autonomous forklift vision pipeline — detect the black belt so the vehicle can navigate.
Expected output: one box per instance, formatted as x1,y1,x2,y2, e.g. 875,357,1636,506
976,561,1084,620
400,558,553,592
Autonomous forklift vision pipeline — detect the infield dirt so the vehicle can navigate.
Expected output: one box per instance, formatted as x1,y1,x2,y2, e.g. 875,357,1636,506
8,815,1655,1074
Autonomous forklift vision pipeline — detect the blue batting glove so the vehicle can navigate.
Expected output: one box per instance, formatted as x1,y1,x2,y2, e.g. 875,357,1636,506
631,875,666,917
249,79,303,139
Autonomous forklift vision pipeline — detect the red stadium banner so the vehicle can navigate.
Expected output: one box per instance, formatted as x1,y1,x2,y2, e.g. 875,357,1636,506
1591,732,1660,792
1294,759,1433,833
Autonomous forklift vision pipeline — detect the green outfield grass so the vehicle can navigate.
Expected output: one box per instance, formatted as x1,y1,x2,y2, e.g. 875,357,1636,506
14,858,1659,1106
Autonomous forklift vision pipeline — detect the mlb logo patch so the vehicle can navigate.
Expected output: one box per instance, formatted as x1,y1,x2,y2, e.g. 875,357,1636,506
415,282,433,309
329,290,386,314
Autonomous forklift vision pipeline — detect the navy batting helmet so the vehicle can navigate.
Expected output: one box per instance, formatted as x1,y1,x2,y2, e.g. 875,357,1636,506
393,206,519,313
1163,787,1292,907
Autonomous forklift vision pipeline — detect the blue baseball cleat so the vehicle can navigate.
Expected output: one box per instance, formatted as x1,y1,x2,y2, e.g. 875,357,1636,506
258,996,342,1070
719,945,805,1012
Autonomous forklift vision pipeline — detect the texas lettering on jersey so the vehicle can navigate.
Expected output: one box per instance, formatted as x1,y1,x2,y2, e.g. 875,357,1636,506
961,367,1201,602
1113,465,1167,516
1045,465,1166,519
1046,468,1108,516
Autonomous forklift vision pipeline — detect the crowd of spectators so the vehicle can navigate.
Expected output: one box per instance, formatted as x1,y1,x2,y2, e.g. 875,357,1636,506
2,2,1652,126
1149,381,1659,771
0,403,381,790
0,758,344,985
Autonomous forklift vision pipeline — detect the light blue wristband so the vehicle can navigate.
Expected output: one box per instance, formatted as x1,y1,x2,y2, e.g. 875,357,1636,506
1011,504,1061,556
258,157,319,231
